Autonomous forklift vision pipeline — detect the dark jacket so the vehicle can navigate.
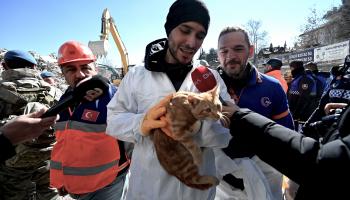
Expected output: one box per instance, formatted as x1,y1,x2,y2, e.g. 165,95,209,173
306,73,350,125
144,38,192,91
288,68,319,121
225,107,350,200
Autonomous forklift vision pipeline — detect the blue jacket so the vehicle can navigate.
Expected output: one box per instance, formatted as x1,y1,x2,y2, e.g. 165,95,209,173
305,73,350,138
219,65,294,130
57,84,116,124
288,71,319,121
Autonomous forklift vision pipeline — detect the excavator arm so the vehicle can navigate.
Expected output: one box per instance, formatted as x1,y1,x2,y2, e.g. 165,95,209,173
89,8,129,79
108,17,129,75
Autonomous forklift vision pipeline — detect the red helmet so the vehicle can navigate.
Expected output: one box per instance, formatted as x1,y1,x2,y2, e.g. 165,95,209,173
57,41,96,66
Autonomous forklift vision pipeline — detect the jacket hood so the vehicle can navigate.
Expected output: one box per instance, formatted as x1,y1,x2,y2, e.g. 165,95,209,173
144,38,192,73
144,38,168,72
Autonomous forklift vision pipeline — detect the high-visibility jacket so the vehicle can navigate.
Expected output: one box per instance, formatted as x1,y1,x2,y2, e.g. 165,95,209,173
265,69,288,93
50,85,129,194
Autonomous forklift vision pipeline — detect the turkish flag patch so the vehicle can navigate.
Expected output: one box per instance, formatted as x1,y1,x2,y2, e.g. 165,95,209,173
81,109,100,122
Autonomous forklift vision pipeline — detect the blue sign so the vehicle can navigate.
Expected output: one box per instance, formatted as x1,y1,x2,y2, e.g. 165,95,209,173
289,49,314,62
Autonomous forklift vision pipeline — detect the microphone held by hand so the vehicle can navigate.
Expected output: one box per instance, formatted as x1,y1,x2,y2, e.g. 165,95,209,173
191,66,227,106
41,75,109,118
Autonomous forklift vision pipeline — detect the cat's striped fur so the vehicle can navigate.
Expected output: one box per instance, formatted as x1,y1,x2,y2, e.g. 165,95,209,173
152,86,222,190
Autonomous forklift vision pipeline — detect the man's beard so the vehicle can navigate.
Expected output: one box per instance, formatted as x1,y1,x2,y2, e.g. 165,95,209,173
168,46,182,64
224,61,246,80
168,43,195,65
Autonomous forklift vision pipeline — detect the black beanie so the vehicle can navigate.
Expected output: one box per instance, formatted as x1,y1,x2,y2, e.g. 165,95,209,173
164,0,210,36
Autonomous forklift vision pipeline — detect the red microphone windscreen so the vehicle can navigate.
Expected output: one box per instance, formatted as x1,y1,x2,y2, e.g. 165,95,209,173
191,66,217,92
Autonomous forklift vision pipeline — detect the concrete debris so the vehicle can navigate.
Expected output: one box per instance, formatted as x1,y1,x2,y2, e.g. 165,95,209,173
0,48,68,91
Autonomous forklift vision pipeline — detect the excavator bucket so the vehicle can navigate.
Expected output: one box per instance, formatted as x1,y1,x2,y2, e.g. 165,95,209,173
88,40,110,58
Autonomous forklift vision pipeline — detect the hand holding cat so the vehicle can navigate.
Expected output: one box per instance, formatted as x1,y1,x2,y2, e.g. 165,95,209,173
140,94,173,136
160,116,173,138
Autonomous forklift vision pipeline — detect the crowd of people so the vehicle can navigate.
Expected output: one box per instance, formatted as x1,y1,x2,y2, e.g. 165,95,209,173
1,0,349,200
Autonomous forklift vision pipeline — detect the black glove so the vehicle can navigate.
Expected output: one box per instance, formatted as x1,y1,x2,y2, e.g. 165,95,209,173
222,109,256,159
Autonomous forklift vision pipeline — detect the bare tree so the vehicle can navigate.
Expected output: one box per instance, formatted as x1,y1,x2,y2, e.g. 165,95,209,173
206,48,219,67
198,48,206,60
337,0,350,41
298,7,334,49
197,48,219,67
245,20,268,64
304,7,323,33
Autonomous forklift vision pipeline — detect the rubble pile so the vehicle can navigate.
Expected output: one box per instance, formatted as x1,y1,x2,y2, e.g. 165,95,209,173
0,48,68,91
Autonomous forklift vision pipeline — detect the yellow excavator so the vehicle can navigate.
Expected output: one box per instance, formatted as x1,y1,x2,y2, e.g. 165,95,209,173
88,8,129,86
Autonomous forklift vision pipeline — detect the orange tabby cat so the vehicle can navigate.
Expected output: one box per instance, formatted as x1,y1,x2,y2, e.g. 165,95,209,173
152,86,222,190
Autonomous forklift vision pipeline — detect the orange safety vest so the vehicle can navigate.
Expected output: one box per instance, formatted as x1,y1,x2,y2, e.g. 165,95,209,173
50,120,128,194
266,70,288,93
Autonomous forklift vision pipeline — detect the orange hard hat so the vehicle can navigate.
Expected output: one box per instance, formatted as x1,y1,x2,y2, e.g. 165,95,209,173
57,41,96,66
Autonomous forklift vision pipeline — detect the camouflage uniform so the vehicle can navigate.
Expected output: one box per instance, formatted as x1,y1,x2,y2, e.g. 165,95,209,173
0,68,62,200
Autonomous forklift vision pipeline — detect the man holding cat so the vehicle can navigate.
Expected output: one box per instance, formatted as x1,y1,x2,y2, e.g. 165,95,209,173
215,26,294,200
106,0,232,199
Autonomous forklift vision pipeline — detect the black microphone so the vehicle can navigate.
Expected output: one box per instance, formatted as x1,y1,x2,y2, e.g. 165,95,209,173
41,75,109,118
191,66,227,106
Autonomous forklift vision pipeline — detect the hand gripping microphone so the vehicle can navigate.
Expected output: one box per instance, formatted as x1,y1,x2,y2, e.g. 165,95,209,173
191,66,227,106
41,75,109,118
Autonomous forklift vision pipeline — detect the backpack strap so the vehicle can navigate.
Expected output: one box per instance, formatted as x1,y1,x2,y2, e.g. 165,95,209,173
0,86,27,105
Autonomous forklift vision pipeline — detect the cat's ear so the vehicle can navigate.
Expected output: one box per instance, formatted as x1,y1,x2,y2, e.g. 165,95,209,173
209,85,220,97
188,94,200,107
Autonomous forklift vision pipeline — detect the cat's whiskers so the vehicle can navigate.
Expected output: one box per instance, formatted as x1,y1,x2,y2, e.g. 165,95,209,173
219,111,231,128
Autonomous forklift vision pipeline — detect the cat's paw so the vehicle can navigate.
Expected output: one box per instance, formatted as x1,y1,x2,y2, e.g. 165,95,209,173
193,156,202,168
204,176,219,186
190,176,219,190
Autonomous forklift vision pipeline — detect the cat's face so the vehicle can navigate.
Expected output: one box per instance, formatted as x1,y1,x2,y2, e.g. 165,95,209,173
188,86,222,120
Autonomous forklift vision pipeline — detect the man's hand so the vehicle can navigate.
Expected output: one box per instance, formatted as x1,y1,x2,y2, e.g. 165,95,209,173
160,116,173,138
324,103,348,115
221,101,240,128
140,94,173,136
1,109,58,145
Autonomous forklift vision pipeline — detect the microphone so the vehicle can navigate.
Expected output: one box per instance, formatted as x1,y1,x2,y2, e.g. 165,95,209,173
41,75,110,118
191,66,227,106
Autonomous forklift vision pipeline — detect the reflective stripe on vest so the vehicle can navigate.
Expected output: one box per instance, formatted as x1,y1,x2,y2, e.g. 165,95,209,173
50,160,118,176
118,158,130,172
55,121,107,133
50,120,120,194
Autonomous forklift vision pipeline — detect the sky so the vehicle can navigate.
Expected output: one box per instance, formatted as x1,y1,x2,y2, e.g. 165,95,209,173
0,0,342,67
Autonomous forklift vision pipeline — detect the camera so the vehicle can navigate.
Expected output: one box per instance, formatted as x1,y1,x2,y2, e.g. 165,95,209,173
306,108,345,136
